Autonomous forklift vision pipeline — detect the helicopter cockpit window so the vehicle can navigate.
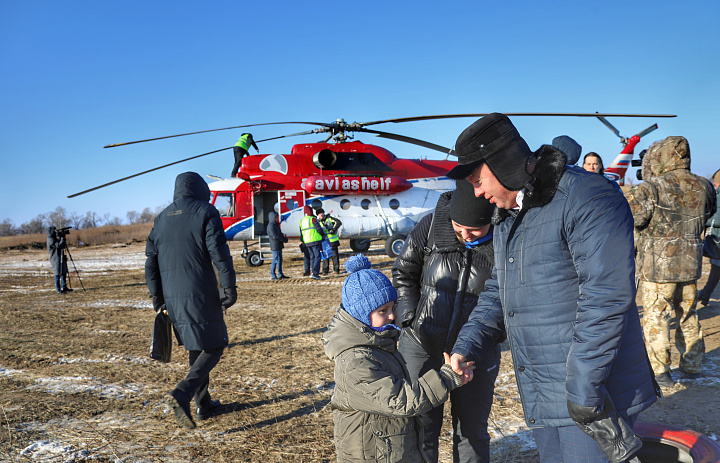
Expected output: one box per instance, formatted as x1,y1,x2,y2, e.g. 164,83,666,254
311,199,323,210
361,199,371,210
389,199,400,210
340,199,351,211
213,192,234,217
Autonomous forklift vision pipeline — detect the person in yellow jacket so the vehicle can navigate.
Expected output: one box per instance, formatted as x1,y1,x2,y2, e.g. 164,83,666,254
299,206,326,279
317,208,343,275
231,133,259,177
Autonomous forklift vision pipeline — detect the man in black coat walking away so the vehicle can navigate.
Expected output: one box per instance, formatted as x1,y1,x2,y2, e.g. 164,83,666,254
146,172,237,429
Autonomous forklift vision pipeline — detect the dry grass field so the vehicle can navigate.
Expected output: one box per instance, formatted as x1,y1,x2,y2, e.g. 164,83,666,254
1,238,719,462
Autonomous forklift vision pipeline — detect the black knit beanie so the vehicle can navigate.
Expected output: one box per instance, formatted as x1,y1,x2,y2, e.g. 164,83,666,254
449,179,494,227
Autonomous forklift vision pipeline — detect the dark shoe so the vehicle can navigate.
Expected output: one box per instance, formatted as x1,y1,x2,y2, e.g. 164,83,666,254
322,272,329,276
311,275,321,280
698,295,709,306
303,272,310,277
271,276,278,280
655,372,675,388
279,275,290,279
196,400,222,421
61,287,73,293
334,270,341,275
164,391,196,429
681,370,703,380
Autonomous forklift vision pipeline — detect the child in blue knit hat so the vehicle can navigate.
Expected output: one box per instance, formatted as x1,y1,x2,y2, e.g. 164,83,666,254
322,254,474,462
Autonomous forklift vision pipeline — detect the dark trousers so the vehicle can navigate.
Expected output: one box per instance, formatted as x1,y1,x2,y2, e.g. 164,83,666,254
307,243,321,277
399,333,500,462
532,414,638,463
175,347,224,408
231,147,249,177
322,241,340,274
301,245,311,275
699,263,720,302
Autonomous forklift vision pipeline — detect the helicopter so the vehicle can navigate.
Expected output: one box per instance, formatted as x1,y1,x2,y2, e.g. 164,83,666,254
596,115,663,185
69,113,675,266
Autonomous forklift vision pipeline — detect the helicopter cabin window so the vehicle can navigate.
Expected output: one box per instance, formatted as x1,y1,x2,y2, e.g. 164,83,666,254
311,199,323,210
389,199,400,210
286,199,298,211
212,192,234,217
361,199,371,210
340,199,351,210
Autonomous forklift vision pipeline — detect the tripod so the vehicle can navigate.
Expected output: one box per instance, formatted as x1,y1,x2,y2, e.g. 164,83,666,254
62,245,85,292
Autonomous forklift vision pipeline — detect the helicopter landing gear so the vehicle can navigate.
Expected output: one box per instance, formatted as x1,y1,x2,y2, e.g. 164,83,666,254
385,234,406,258
245,251,263,267
349,239,371,253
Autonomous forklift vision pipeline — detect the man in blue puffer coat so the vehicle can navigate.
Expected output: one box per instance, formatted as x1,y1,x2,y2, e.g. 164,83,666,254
146,172,237,429
447,114,659,462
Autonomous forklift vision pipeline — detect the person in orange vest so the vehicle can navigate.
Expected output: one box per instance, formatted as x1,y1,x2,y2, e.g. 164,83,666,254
231,133,259,177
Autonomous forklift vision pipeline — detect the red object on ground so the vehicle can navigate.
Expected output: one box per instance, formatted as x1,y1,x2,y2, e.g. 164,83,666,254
635,422,720,463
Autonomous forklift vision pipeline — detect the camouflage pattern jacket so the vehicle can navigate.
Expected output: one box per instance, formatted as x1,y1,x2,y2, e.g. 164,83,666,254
628,136,716,283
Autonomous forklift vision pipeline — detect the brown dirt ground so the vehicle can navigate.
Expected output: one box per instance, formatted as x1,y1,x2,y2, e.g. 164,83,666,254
0,240,718,462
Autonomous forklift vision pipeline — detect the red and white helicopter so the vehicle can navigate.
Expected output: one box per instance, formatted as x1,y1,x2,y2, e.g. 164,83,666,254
69,113,674,266
596,115,662,185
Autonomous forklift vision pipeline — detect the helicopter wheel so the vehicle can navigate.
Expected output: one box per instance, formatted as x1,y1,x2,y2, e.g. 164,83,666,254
245,251,264,267
385,234,406,258
349,239,371,253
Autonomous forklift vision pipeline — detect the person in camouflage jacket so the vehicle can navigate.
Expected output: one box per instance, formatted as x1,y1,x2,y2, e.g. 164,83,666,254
627,136,716,385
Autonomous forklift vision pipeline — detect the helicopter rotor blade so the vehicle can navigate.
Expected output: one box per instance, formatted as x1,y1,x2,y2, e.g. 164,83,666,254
596,115,623,139
254,128,327,144
103,121,330,148
634,123,659,139
359,128,452,154
68,147,230,198
359,113,677,127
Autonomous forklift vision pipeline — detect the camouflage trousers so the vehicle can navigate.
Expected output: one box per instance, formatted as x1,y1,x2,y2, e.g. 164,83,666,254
641,280,705,375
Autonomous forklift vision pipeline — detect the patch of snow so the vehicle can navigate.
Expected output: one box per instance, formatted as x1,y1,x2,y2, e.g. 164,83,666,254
20,440,88,461
81,299,152,310
0,366,23,376
55,354,154,365
27,375,146,399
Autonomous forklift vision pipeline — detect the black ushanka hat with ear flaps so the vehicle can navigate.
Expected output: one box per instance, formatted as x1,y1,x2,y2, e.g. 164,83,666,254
446,113,536,191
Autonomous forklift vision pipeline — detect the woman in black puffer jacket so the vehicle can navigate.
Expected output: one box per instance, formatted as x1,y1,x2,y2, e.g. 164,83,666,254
392,179,500,463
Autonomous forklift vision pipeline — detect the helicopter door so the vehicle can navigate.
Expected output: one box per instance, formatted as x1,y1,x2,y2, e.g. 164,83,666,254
234,189,254,240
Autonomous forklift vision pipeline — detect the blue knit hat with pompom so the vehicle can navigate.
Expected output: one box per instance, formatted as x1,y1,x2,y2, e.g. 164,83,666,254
342,254,398,331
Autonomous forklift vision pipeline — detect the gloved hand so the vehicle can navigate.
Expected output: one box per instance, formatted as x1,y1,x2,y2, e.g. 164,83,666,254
219,286,237,309
567,397,642,463
152,295,165,313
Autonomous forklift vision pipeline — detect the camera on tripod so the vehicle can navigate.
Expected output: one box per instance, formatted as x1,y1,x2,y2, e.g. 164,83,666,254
631,149,647,180
55,226,72,239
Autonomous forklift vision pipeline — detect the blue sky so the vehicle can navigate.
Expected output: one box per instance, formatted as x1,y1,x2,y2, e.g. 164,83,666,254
2,1,718,226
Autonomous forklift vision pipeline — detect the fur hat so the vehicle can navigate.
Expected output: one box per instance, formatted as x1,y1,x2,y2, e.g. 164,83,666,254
341,254,397,329
447,113,536,191
450,179,494,227
315,207,325,215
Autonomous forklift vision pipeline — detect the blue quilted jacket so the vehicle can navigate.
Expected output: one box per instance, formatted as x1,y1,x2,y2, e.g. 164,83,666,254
452,146,659,427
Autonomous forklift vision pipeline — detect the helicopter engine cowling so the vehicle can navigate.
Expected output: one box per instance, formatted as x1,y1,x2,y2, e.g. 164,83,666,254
303,175,413,196
312,149,337,169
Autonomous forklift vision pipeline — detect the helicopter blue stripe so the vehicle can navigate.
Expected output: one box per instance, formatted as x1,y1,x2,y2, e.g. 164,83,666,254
224,217,253,240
